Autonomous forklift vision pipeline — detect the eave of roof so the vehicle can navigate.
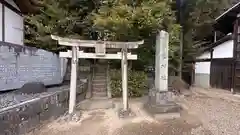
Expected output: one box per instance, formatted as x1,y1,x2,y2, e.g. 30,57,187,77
187,34,233,63
202,34,233,53
214,2,240,34
14,0,42,14
215,1,240,21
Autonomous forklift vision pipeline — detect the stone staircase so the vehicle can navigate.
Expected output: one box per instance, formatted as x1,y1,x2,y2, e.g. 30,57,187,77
92,64,108,99
77,62,114,110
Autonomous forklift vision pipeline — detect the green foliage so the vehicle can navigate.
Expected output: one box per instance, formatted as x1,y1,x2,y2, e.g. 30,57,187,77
172,0,237,72
92,0,180,71
188,0,233,40
24,0,95,52
25,0,237,74
25,0,181,73
110,69,148,97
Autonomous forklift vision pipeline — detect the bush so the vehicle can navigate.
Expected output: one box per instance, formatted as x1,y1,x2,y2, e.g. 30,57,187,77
110,69,148,97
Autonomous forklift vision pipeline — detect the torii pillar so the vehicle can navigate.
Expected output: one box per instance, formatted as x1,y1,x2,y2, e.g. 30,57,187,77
145,30,181,119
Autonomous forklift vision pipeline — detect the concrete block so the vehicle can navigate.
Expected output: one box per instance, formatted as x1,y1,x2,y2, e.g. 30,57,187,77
29,100,42,114
40,97,50,111
0,82,88,135
18,120,30,135
57,91,68,102
7,109,21,126
18,101,41,121
39,110,51,122
27,115,40,131
0,121,11,135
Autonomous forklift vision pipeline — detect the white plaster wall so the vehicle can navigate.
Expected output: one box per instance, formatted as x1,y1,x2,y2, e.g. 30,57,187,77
195,62,210,74
197,52,211,59
194,62,210,88
212,40,233,58
4,6,24,45
0,3,2,42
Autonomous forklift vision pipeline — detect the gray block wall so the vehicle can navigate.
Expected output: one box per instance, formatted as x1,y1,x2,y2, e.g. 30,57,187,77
0,42,68,91
194,73,210,88
0,82,88,135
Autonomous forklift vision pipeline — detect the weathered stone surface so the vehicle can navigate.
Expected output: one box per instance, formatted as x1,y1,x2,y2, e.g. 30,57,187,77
148,89,175,105
118,108,136,119
18,82,47,94
18,116,41,135
60,111,81,122
145,101,181,114
57,91,69,102
145,90,181,119
0,43,67,91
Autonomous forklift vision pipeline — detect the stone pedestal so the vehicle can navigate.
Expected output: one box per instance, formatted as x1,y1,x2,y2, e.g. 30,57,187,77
118,108,136,118
145,88,181,119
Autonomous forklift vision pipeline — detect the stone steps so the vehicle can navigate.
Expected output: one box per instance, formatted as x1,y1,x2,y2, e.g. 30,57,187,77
93,76,106,80
91,64,108,99
94,73,106,75
93,79,106,82
92,80,107,85
92,83,106,88
77,99,114,110
92,91,107,97
92,88,107,93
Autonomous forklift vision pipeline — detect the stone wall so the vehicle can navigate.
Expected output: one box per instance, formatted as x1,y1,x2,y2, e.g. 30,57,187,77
63,59,91,81
0,82,88,135
0,42,68,91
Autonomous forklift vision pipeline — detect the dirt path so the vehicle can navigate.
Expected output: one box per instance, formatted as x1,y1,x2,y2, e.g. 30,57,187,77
27,99,210,135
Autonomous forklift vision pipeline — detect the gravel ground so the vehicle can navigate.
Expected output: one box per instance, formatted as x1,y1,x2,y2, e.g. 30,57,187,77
182,92,240,135
28,98,210,135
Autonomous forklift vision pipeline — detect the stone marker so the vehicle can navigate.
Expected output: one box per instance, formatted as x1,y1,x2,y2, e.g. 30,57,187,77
145,30,181,119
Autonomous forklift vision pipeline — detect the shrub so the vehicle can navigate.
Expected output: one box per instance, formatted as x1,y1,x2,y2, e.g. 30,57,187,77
110,69,148,97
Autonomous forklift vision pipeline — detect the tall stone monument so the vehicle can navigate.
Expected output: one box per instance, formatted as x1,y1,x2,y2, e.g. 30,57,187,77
145,30,181,118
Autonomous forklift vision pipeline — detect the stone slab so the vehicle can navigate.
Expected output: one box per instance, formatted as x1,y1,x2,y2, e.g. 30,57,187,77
144,101,181,114
154,112,181,120
77,99,114,110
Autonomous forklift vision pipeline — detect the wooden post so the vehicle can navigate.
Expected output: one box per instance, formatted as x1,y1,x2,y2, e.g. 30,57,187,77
179,28,183,79
122,47,128,111
214,31,217,42
69,46,78,114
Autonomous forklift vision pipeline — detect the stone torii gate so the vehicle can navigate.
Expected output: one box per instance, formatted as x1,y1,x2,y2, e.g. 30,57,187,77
51,35,144,114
